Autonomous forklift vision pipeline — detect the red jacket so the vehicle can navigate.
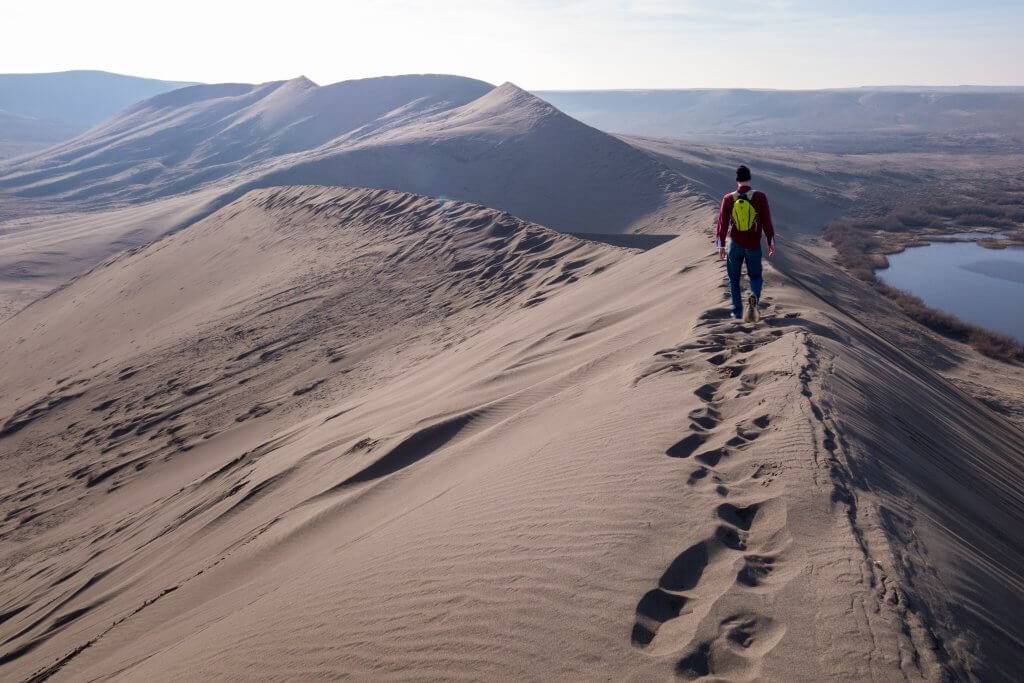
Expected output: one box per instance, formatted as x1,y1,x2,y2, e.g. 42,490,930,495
715,185,775,250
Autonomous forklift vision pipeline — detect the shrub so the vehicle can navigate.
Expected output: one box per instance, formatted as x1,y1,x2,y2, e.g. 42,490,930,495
873,278,1024,362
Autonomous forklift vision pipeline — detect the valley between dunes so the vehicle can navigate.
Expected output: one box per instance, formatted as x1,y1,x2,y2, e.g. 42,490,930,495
1,186,1022,681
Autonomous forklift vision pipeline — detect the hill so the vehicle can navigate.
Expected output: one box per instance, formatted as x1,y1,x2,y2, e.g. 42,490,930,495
228,82,703,234
0,71,193,159
0,110,82,160
0,186,1021,680
0,79,702,235
0,74,493,200
0,77,707,318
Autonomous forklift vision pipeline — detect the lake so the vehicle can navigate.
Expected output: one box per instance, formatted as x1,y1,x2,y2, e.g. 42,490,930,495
877,240,1024,342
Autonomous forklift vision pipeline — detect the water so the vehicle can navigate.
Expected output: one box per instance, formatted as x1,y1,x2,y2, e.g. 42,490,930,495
877,241,1024,342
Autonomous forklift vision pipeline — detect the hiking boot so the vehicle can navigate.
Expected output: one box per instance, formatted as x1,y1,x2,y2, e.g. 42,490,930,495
743,294,759,323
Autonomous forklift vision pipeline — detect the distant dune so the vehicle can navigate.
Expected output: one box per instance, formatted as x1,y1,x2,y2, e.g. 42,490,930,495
0,75,492,199
230,82,704,235
0,77,703,236
1,186,1021,680
0,70,193,159
0,76,710,317
0,110,82,159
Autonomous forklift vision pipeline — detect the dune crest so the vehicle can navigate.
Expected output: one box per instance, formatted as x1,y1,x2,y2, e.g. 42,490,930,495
0,76,708,317
1,186,1021,680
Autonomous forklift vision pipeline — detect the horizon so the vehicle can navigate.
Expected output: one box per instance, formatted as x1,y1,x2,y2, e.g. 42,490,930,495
5,1,1024,90
5,68,1024,93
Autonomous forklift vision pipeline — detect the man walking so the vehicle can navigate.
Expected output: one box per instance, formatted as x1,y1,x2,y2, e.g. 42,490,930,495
715,165,776,321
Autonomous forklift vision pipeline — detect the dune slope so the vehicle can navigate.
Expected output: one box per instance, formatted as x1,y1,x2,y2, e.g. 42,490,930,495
0,78,707,317
0,79,703,236
0,75,493,202
236,83,704,235
0,71,194,160
0,186,1021,681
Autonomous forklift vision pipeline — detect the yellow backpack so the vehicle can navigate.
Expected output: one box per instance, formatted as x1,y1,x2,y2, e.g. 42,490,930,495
731,191,757,232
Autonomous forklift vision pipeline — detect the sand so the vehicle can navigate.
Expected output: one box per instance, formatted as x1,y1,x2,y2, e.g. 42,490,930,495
1,185,1022,681
1,73,1023,681
0,71,192,161
0,77,706,320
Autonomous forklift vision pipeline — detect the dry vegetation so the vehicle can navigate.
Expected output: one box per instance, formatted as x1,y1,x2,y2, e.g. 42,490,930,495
824,174,1024,362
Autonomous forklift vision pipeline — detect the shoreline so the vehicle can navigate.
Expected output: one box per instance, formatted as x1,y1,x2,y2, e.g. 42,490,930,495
826,222,1024,361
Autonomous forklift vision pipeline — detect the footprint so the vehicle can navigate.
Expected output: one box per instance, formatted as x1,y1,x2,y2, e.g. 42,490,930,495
695,448,729,467
659,541,710,591
631,539,728,653
688,406,721,430
728,415,772,446
751,462,781,483
698,309,732,322
667,434,708,459
694,383,721,403
719,362,746,379
632,590,690,647
714,524,748,551
687,467,710,485
736,554,777,587
676,613,786,680
716,502,761,531
632,507,777,657
676,642,712,678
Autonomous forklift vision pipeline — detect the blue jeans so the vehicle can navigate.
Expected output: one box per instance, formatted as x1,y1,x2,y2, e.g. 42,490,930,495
726,241,763,317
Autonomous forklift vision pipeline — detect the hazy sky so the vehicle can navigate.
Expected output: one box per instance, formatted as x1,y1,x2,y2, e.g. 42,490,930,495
5,0,1023,89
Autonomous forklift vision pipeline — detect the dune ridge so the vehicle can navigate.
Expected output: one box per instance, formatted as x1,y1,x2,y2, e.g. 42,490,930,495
0,75,493,202
1,186,1021,680
0,71,193,161
0,79,704,237
0,77,707,318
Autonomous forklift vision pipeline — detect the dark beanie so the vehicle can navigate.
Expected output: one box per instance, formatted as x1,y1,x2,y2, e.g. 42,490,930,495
736,165,752,182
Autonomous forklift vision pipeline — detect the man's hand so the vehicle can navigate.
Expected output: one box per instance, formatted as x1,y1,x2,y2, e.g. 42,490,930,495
719,247,726,261
767,242,776,258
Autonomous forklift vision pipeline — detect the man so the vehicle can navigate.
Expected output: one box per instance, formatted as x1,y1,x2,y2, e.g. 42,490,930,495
715,165,776,321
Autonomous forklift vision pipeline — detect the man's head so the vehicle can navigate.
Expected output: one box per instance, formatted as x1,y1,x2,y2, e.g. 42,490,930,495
736,165,752,186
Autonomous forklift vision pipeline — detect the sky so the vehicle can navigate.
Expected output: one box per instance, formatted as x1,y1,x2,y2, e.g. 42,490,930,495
4,0,1023,89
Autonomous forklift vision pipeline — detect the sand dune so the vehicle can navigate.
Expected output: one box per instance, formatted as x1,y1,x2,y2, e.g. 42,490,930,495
1,186,1021,680
0,78,706,317
232,82,704,235
0,111,82,161
0,189,224,320
0,71,192,160
0,78,702,236
0,75,492,202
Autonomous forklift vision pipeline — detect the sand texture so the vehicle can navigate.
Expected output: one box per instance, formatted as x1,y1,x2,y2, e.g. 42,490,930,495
0,78,705,318
1,185,1022,681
